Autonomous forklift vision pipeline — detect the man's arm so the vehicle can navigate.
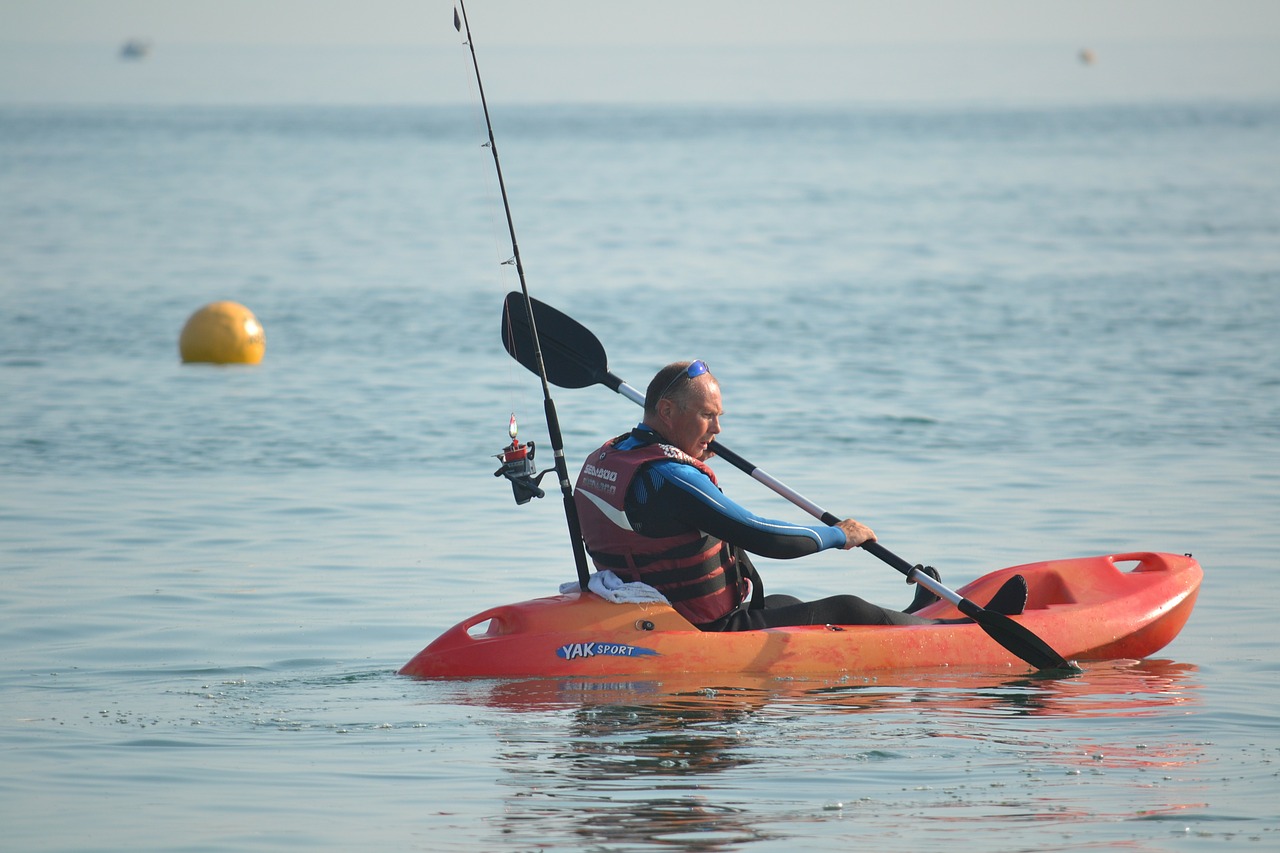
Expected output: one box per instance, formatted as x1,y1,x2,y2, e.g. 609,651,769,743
626,461,847,558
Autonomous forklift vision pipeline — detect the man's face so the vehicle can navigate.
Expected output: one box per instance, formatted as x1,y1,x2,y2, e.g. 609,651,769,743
657,377,723,461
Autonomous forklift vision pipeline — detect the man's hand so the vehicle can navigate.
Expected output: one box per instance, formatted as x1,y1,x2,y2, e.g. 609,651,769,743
836,519,876,549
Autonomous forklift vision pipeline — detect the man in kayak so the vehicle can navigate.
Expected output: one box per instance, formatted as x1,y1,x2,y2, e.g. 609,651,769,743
574,360,1023,631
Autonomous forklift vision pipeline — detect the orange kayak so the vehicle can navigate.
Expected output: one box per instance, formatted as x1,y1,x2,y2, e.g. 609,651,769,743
399,552,1201,679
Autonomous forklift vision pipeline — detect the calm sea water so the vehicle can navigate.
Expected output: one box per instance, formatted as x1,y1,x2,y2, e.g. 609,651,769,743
3,95,1279,851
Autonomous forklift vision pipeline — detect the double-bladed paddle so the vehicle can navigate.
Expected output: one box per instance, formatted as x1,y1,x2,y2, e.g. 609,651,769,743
500,291,1076,672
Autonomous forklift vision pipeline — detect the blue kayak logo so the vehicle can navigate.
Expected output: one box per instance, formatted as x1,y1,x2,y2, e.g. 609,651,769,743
557,641,659,661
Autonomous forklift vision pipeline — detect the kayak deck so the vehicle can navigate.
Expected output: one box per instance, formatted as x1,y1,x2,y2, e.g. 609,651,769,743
399,552,1201,679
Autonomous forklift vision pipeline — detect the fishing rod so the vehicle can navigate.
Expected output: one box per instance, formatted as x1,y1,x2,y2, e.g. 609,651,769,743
454,1,592,589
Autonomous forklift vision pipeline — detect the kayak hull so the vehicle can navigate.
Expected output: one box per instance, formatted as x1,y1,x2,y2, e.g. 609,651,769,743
399,552,1201,679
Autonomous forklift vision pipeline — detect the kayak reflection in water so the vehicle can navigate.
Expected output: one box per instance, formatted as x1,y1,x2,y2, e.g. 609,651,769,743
574,360,1026,632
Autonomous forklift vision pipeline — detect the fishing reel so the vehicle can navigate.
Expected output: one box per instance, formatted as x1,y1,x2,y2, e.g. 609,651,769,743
493,414,551,505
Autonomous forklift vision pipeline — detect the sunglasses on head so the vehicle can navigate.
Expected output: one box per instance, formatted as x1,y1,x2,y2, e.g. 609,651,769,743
659,359,709,401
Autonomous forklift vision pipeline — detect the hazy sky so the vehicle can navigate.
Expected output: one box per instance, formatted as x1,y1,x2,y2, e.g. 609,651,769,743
3,1,1279,105
5,0,1280,47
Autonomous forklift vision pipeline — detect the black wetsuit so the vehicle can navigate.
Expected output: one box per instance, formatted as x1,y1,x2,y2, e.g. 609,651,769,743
620,426,930,631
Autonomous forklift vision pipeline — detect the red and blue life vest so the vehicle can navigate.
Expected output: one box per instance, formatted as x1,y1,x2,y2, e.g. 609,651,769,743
574,434,745,626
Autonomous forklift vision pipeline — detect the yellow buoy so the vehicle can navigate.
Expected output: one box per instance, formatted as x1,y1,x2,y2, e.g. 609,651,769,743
179,301,266,364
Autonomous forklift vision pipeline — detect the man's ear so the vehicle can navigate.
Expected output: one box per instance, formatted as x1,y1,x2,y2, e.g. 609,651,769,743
655,397,676,424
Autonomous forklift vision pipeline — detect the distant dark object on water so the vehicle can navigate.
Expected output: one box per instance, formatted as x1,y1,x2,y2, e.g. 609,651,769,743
120,39,151,60
1079,48,1097,66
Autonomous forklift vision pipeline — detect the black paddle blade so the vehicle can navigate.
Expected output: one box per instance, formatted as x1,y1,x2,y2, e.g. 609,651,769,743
972,609,1079,672
501,292,608,389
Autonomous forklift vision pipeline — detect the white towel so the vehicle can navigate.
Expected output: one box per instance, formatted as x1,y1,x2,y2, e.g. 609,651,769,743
559,570,670,604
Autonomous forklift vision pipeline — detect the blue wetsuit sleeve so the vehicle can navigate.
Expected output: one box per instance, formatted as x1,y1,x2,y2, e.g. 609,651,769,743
626,458,847,558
